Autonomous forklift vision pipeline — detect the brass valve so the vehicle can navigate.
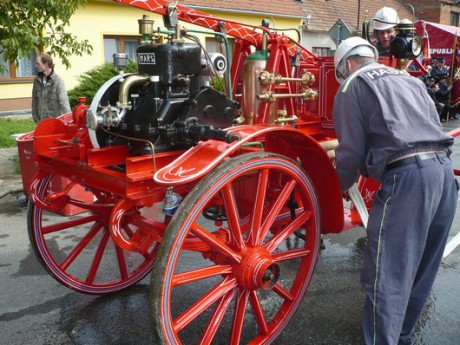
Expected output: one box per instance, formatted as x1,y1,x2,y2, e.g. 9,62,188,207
258,88,318,102
274,110,298,124
258,71,316,87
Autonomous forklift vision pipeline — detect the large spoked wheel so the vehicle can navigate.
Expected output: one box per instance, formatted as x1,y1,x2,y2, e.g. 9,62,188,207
151,152,321,344
28,174,161,294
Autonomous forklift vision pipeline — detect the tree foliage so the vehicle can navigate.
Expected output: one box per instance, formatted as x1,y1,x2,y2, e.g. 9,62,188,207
0,0,92,72
68,60,138,107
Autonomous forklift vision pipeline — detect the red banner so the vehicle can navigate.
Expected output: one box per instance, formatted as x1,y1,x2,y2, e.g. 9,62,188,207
415,21,459,66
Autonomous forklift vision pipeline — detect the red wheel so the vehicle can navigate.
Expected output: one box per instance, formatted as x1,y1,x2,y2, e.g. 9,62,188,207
28,174,162,294
150,153,321,344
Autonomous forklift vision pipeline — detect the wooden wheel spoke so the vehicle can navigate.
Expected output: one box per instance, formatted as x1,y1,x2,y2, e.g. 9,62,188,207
115,246,128,280
222,184,245,251
249,290,269,334
123,224,135,238
257,179,296,245
264,211,311,253
199,289,237,345
229,288,250,345
60,222,103,270
42,214,100,235
86,230,110,284
172,265,232,287
248,169,269,246
272,248,311,262
173,277,238,333
191,223,242,264
272,283,294,302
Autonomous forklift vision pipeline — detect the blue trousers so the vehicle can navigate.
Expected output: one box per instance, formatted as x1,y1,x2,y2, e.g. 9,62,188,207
361,153,458,345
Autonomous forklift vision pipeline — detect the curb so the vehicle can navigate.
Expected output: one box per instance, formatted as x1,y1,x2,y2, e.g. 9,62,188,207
0,109,32,118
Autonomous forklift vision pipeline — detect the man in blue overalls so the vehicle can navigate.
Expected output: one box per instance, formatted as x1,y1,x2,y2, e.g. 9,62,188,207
332,37,458,345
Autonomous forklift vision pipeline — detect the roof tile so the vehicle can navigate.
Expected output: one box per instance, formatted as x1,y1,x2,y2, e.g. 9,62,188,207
183,0,304,17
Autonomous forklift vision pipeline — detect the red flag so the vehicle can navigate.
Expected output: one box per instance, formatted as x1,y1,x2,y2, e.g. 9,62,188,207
449,34,460,107
422,22,431,59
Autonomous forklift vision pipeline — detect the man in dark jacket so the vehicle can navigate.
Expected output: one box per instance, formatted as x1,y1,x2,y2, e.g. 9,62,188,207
333,37,457,345
436,74,457,120
431,57,448,80
32,53,71,123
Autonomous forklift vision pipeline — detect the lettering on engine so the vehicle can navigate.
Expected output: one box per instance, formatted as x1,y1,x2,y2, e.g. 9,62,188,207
138,53,156,64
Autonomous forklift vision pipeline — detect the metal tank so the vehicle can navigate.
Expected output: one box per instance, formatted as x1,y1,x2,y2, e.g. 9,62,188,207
242,50,273,125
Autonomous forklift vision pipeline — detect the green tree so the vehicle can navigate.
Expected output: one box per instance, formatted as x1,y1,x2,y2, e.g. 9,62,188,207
0,0,92,72
68,60,138,107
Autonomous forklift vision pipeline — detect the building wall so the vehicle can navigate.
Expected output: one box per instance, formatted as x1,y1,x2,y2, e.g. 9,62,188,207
301,31,336,53
298,0,421,56
440,4,460,24
0,1,301,112
414,1,460,25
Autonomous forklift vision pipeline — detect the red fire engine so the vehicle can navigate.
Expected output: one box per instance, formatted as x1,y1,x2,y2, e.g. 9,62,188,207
19,1,460,343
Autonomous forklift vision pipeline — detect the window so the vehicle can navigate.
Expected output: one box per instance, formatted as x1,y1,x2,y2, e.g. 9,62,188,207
0,50,37,81
451,12,459,27
312,47,332,56
103,36,140,63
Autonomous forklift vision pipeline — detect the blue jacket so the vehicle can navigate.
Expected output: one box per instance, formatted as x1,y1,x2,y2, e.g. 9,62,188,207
333,62,453,190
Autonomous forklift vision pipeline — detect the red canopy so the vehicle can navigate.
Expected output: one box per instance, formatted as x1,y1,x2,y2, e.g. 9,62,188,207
415,20,460,67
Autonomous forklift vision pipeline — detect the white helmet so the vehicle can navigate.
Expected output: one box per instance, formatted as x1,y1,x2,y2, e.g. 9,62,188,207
373,7,399,31
334,36,378,84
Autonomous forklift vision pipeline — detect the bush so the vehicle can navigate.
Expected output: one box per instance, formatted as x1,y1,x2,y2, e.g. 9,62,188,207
68,60,138,107
210,75,226,93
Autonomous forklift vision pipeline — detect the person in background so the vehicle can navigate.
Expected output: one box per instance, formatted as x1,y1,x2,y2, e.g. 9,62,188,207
424,75,436,90
436,74,457,120
332,36,457,345
372,7,399,57
431,57,448,80
32,52,71,123
427,83,446,121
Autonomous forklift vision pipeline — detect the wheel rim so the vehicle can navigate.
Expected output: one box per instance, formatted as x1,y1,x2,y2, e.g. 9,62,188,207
28,174,161,294
151,153,320,344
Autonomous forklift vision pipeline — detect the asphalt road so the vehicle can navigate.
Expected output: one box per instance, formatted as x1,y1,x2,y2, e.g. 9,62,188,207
0,121,459,345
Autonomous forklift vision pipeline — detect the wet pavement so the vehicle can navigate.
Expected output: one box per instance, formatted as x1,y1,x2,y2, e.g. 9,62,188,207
0,122,459,345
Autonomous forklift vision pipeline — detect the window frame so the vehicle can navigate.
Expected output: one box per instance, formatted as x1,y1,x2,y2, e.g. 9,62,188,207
0,51,36,83
312,46,332,57
103,35,141,63
450,11,460,27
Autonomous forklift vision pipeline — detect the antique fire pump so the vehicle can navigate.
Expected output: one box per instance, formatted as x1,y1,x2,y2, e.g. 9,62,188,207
23,1,455,344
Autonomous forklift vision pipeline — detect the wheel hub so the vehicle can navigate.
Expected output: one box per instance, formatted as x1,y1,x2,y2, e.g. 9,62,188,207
235,247,280,290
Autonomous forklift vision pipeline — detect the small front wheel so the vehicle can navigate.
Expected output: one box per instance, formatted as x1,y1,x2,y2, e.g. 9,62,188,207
28,174,161,294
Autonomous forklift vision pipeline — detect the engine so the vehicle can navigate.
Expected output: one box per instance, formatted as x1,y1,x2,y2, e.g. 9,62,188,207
86,17,239,155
